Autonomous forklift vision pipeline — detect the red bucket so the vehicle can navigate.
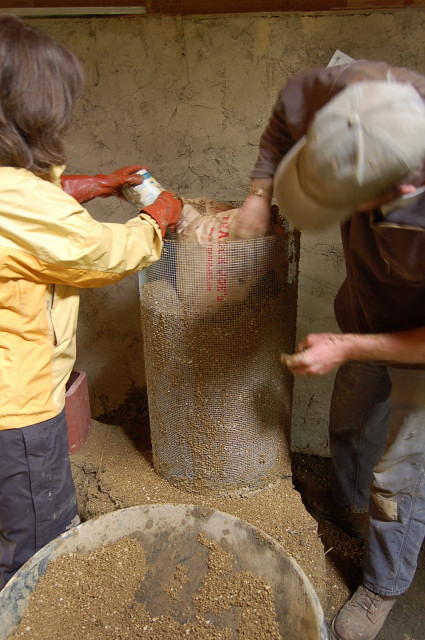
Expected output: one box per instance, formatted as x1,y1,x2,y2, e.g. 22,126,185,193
65,370,91,454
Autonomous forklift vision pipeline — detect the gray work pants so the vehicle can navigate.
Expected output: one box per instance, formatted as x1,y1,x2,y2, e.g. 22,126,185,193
329,361,425,596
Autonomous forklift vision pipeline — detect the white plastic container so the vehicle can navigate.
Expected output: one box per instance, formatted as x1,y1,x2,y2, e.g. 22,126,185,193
122,169,165,207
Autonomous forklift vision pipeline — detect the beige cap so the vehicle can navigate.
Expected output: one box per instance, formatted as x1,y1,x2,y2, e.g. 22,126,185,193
274,81,425,232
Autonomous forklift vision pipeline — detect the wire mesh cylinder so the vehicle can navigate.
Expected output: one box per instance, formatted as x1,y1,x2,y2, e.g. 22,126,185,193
140,227,299,496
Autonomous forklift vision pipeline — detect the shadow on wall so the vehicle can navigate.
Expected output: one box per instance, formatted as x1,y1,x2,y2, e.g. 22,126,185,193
75,274,146,418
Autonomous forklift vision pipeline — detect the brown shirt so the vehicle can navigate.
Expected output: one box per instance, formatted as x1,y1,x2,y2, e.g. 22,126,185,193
253,60,425,335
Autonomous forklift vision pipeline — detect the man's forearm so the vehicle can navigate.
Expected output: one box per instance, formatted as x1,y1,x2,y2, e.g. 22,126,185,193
344,328,425,365
282,327,425,377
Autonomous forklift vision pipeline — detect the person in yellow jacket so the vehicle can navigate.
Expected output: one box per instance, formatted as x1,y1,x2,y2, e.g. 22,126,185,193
0,13,182,589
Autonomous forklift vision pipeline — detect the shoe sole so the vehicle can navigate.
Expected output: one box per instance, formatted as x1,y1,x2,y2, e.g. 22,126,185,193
329,618,343,640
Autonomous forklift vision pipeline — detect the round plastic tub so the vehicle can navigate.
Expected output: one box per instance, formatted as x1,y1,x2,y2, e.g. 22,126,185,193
0,504,328,640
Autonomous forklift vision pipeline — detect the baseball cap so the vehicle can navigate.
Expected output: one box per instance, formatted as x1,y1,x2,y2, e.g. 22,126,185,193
274,80,425,232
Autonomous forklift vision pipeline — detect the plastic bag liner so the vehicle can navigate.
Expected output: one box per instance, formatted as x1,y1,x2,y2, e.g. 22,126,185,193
139,204,300,496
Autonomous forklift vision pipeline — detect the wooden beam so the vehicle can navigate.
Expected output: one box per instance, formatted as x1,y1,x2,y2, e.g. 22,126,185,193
0,1,147,14
36,0,144,6
347,0,423,6
0,1,34,7
145,0,337,12
2,0,425,14
145,0,425,13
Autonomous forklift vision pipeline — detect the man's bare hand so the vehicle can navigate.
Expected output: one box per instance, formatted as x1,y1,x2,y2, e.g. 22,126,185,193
281,333,353,377
230,195,272,240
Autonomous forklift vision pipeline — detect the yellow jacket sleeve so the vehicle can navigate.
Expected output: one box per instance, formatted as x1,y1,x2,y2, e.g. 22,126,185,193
0,167,163,287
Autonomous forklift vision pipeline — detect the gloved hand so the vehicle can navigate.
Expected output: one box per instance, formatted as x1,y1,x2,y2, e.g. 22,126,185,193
141,192,183,238
61,165,147,204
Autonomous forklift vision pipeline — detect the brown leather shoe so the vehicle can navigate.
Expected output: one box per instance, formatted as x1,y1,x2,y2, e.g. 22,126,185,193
330,585,396,640
295,481,368,539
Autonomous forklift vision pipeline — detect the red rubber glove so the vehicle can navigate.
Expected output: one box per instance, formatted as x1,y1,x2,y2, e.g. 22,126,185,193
141,192,183,238
61,165,147,204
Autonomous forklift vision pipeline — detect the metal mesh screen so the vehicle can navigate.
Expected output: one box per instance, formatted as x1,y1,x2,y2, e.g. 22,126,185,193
140,222,299,496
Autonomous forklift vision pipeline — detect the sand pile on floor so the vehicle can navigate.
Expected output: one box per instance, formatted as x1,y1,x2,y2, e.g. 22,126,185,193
70,420,326,604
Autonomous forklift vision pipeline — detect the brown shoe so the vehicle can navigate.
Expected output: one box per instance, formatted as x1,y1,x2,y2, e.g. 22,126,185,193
330,585,396,640
295,481,368,539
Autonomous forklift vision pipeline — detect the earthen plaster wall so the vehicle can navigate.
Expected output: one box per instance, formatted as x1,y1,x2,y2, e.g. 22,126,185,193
32,9,425,456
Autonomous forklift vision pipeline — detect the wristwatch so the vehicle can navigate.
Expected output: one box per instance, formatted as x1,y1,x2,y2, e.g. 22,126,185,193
247,185,271,201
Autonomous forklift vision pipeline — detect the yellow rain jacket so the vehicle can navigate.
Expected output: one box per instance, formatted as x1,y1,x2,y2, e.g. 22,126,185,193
0,166,163,430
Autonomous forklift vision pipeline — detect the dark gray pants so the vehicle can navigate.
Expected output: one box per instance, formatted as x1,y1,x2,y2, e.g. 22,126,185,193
0,410,79,589
329,362,425,596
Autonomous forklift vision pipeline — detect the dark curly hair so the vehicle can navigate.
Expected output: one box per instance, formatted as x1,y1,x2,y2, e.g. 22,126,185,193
0,14,84,173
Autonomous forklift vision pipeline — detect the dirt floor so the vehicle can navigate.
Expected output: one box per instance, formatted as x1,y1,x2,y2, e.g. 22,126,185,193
9,389,424,640
291,455,425,640
5,412,325,640
71,407,327,604
8,530,290,640
70,390,425,640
